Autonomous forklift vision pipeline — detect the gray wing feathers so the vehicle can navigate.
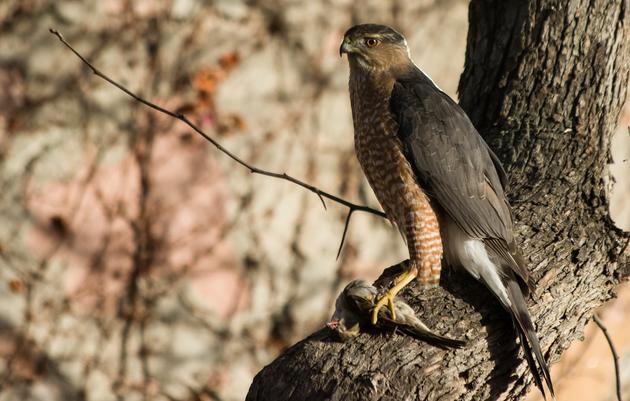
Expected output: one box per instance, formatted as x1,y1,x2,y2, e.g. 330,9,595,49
486,144,509,189
392,78,511,241
390,73,531,285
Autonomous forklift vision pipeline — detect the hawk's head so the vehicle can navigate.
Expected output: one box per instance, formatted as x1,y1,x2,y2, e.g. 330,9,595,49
340,24,410,72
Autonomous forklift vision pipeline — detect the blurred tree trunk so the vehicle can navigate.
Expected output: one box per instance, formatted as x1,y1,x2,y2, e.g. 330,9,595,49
246,1,630,400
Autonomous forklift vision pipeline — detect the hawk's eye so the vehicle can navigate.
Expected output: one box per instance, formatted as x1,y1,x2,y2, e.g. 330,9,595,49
365,38,378,48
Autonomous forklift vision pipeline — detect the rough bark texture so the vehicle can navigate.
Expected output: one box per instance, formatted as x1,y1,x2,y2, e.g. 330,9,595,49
246,1,630,400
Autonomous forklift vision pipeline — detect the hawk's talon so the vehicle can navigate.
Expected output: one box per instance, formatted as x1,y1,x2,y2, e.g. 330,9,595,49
370,265,418,325
371,292,396,324
388,296,396,320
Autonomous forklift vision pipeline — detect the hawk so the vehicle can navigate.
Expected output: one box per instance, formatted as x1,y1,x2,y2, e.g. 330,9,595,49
340,24,555,399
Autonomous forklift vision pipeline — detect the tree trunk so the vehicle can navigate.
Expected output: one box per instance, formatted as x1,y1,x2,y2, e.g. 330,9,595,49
246,1,630,400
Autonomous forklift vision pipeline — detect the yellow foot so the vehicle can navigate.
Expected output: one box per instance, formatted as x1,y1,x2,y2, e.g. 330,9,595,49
371,264,418,325
371,290,397,324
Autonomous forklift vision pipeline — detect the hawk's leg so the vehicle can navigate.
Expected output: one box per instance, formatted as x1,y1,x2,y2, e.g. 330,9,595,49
371,262,417,324
408,208,443,286
371,208,443,324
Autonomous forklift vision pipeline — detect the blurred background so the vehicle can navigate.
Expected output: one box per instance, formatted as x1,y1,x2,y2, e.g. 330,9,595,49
0,1,628,400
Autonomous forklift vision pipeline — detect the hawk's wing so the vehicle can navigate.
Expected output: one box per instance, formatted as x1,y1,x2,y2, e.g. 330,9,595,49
390,71,529,286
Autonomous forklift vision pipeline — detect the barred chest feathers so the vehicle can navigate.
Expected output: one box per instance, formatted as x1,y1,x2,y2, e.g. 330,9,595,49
349,74,423,227
348,74,441,277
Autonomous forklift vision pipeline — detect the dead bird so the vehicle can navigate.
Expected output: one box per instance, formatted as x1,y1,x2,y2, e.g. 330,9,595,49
327,279,465,349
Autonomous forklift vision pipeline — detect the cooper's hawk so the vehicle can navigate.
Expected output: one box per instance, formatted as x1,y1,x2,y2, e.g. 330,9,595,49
340,24,555,399
327,277,465,348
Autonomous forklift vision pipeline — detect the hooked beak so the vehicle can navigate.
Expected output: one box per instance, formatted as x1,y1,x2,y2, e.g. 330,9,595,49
339,37,354,57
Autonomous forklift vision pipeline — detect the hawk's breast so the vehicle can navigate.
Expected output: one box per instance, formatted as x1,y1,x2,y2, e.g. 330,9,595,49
348,69,443,280
349,77,436,239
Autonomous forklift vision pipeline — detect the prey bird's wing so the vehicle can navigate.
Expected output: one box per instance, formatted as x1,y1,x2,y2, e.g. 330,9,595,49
378,301,465,349
390,71,529,288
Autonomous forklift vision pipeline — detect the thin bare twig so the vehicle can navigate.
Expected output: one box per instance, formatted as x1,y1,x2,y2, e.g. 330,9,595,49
48,28,386,257
336,209,354,260
593,314,623,401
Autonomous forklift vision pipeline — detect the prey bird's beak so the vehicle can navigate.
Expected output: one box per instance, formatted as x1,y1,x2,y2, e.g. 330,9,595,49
326,319,340,329
339,37,353,57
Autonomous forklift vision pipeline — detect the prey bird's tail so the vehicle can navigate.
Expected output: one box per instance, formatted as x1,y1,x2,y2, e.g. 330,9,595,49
396,323,467,349
504,276,556,400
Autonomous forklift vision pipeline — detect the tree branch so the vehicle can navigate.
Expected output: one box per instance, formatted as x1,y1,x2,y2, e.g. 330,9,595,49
593,314,623,401
48,28,386,257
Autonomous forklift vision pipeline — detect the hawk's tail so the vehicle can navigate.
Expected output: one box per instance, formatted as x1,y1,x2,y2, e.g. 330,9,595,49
505,278,556,401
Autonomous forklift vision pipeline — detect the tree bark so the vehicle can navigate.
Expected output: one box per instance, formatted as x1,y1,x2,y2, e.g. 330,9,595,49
246,1,630,400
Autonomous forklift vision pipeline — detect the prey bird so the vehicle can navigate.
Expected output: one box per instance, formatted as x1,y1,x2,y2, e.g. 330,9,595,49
327,279,465,348
339,24,555,399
